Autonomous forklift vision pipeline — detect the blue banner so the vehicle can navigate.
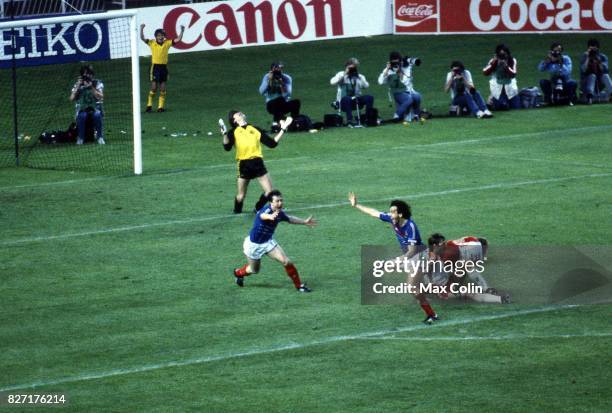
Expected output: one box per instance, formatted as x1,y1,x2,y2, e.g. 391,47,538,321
0,19,111,69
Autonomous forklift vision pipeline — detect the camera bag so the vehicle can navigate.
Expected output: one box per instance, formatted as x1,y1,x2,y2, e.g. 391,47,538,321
363,107,380,127
288,114,313,132
519,87,543,108
323,114,343,127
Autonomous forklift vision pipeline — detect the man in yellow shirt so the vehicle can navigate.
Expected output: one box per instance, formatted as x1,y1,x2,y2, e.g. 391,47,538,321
221,111,292,214
140,24,185,113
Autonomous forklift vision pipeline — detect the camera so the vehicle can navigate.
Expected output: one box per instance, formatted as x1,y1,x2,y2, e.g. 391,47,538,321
272,70,283,80
347,66,358,78
551,50,561,58
390,55,422,70
588,49,598,58
403,56,421,67
454,80,466,95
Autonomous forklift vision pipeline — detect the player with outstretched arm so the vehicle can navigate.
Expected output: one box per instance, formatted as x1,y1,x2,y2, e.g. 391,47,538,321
349,192,439,324
233,190,316,292
221,111,292,214
140,24,185,113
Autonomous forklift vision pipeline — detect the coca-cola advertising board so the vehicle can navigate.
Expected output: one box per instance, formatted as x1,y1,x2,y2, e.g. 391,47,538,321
137,0,393,56
394,0,612,33
394,0,438,32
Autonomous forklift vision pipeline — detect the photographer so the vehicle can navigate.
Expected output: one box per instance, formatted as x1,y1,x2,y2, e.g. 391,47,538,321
378,51,423,122
69,64,104,145
330,57,374,126
579,38,611,104
538,42,577,105
259,62,301,131
482,44,520,110
445,61,492,118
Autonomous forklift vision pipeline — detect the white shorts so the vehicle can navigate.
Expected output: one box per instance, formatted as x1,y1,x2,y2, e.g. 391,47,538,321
243,236,278,260
457,241,484,263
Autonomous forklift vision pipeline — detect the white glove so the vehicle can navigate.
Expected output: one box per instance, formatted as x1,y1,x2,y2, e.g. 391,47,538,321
280,117,293,131
218,118,227,134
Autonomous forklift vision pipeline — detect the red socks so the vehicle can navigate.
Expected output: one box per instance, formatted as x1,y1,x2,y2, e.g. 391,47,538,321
235,263,302,289
284,263,302,289
234,264,250,277
420,303,436,317
416,295,436,317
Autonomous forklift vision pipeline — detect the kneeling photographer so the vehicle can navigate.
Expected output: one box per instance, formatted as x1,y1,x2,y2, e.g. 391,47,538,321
482,44,520,110
259,62,301,131
378,51,424,122
330,57,374,126
579,38,611,104
538,42,577,105
445,61,492,118
69,64,105,145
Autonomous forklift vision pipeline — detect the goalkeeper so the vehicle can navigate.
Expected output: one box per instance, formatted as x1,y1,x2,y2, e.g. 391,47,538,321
140,24,185,113
220,111,292,214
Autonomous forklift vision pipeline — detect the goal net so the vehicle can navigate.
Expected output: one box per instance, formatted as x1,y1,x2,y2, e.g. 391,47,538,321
0,10,142,174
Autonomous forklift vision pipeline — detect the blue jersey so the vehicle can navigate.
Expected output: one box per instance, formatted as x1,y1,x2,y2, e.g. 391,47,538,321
379,213,422,253
249,204,289,243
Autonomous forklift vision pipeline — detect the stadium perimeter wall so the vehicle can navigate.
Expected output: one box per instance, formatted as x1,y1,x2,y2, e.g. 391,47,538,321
135,0,611,58
1,1,609,64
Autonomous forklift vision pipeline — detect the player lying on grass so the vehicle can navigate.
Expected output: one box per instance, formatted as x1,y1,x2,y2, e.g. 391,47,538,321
427,233,510,304
233,190,316,292
348,192,439,324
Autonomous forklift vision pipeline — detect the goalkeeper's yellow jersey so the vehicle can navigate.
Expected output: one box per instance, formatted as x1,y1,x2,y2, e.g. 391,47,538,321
147,39,172,65
232,125,265,161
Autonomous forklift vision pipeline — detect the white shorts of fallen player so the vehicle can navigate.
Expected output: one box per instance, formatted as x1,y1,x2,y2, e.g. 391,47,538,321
243,236,278,260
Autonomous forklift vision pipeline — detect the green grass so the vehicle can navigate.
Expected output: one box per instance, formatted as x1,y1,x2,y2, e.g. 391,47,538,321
1,33,611,412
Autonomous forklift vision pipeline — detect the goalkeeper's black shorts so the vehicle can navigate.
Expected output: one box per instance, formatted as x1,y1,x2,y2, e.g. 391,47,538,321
238,158,268,180
150,64,168,82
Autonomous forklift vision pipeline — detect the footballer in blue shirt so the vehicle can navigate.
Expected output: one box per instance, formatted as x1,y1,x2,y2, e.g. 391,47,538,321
349,192,439,324
234,190,317,292
348,192,422,256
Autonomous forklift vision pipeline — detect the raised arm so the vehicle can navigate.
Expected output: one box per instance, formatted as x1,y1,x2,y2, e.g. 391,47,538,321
259,117,292,149
139,24,148,44
349,192,382,218
258,73,270,95
482,57,497,76
330,71,345,86
444,71,454,93
173,25,185,45
359,74,369,89
378,64,391,85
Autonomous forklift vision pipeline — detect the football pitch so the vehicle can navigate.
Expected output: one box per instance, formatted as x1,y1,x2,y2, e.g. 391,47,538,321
1,33,611,412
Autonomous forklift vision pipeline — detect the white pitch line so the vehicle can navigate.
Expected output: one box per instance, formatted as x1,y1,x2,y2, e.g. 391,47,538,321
2,172,611,246
355,332,612,342
2,124,610,191
0,305,579,392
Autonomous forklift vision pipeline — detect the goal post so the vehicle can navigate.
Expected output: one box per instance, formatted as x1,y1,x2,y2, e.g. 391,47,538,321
0,9,142,175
